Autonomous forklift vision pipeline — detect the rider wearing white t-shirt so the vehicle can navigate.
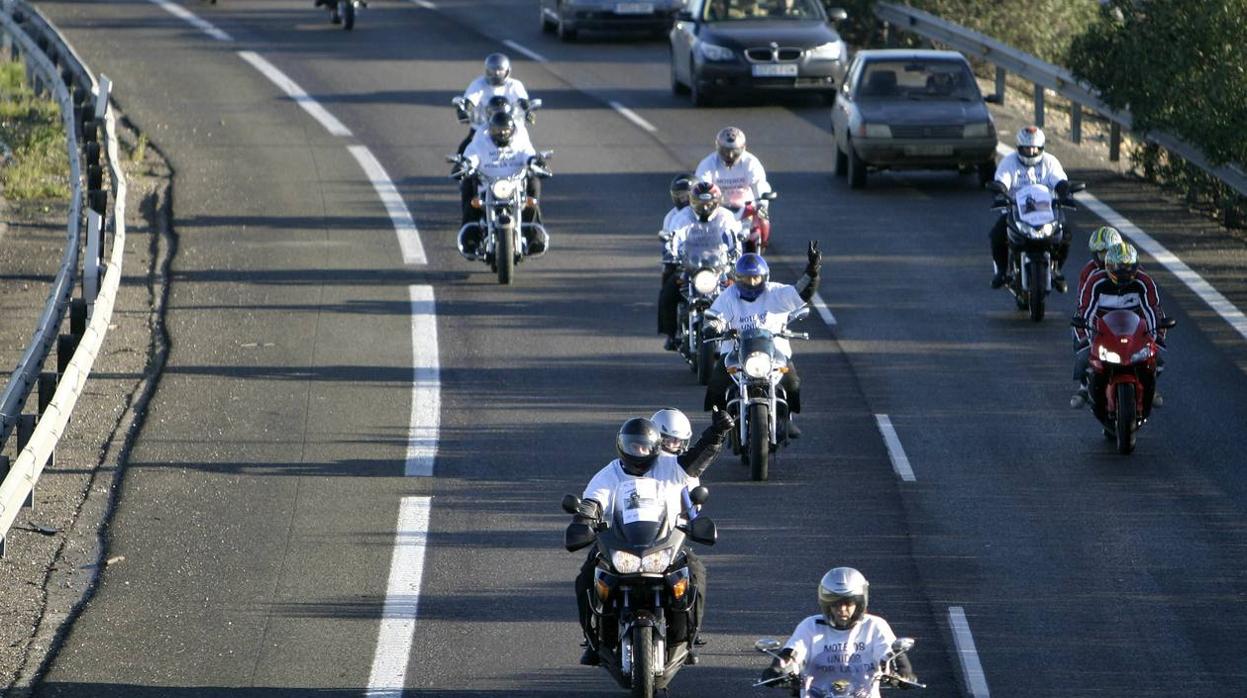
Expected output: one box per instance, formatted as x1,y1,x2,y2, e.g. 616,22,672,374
455,53,530,154
569,413,733,666
695,126,772,210
457,112,543,230
990,125,1073,291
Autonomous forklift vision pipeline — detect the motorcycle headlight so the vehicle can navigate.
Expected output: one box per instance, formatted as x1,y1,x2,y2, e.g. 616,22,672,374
490,180,517,199
1022,222,1053,238
692,270,718,295
1129,345,1153,363
808,41,843,60
743,351,772,379
1097,345,1122,364
611,551,641,574
698,42,735,62
641,549,674,574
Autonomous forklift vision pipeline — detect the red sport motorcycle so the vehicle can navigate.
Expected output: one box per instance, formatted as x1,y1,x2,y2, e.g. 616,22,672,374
1072,309,1176,454
728,191,777,254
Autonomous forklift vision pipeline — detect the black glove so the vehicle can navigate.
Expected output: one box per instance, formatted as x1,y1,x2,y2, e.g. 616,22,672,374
710,406,735,435
804,240,822,276
759,661,789,682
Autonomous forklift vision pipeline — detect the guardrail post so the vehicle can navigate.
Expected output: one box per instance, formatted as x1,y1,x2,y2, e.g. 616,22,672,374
1109,122,1121,162
1071,103,1082,145
994,67,1006,106
70,297,87,338
56,334,78,377
86,211,101,304
0,456,7,558
17,414,34,509
1033,83,1044,128
85,141,101,169
38,372,56,470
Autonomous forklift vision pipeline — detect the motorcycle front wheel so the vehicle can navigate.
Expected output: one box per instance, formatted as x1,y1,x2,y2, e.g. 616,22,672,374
497,227,515,285
630,625,655,698
1028,259,1046,322
748,402,769,481
339,0,355,29
1115,382,1137,454
697,340,713,386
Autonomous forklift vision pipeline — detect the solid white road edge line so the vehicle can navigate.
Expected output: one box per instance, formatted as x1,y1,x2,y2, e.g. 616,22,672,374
874,414,916,482
348,145,429,266
406,285,439,477
149,0,233,42
994,142,1247,343
608,101,658,134
503,39,549,64
238,51,353,138
365,496,432,697
948,607,991,698
410,0,437,8
811,292,837,326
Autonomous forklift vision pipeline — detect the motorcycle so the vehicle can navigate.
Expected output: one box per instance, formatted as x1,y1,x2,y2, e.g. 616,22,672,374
708,307,810,481
657,229,735,385
752,636,925,697
314,0,364,29
726,190,777,254
562,485,717,698
1071,310,1175,454
987,180,1085,321
448,151,552,285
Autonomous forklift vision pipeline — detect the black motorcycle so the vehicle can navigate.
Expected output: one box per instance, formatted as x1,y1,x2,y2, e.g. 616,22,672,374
563,485,717,698
675,247,733,385
987,179,1085,321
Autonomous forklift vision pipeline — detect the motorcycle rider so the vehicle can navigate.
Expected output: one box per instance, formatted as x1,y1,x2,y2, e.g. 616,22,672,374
455,53,531,155
313,0,365,24
1071,242,1167,408
455,112,546,254
660,175,696,288
658,182,744,351
464,95,533,153
760,567,918,696
570,411,735,666
1076,225,1123,297
695,127,773,248
990,126,1074,292
704,245,821,438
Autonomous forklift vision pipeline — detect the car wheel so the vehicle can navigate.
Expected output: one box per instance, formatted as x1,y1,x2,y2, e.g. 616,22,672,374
670,49,689,95
977,160,996,187
557,8,577,41
540,5,555,33
690,63,713,107
831,130,848,178
847,138,867,189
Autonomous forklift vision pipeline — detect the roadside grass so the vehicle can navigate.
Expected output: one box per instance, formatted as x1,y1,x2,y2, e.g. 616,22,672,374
1,56,70,202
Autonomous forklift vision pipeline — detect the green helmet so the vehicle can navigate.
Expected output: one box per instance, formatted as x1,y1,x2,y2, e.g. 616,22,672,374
1104,242,1139,286
1088,226,1123,254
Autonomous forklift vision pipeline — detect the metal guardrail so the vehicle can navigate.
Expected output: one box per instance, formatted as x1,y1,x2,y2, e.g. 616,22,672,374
0,0,127,555
873,1,1247,199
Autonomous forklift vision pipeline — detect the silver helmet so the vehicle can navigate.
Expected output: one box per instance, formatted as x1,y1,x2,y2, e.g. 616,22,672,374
484,53,511,86
818,567,869,630
650,408,693,454
1016,125,1045,166
716,126,746,166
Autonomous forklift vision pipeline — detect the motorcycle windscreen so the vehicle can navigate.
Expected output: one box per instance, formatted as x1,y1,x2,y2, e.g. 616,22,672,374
611,478,672,548
738,327,776,359
684,246,730,271
1012,183,1056,227
1100,309,1142,337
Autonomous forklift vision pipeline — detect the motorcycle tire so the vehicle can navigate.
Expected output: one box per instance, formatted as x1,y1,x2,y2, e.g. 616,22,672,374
1115,383,1136,454
339,0,355,29
748,402,769,481
697,340,713,386
497,228,515,285
1028,260,1046,322
630,625,655,698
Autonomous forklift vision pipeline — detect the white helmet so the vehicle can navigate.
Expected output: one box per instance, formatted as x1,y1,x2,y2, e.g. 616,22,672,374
1016,125,1045,166
818,567,869,630
650,408,693,454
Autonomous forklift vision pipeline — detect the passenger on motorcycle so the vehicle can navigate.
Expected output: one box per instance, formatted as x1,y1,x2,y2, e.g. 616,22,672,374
658,182,744,351
703,245,820,437
571,412,734,666
457,112,544,231
695,127,773,245
465,96,533,153
660,175,696,288
990,126,1074,292
1070,242,1167,408
760,567,918,697
456,53,531,155
1076,225,1123,297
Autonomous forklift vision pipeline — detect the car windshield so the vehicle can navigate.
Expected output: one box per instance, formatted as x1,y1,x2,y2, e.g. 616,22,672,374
704,0,823,21
856,60,981,101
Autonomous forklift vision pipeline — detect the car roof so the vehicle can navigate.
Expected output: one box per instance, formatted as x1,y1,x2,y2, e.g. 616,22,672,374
853,49,970,64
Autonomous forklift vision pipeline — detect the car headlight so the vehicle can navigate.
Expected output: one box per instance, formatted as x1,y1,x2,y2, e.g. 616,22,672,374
1098,345,1122,364
490,180,517,199
743,351,772,379
808,41,843,60
963,122,991,138
611,551,641,574
860,123,892,138
641,549,674,573
1129,346,1153,363
698,42,734,62
692,270,718,295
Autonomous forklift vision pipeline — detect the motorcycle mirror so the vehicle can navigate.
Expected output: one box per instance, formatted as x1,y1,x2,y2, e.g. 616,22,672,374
561,494,581,515
528,98,543,111
1069,181,1087,193
689,486,709,506
789,306,811,324
755,638,782,653
564,522,597,552
985,180,1006,194
761,191,778,201
688,516,717,546
1070,316,1088,330
540,150,555,161
891,637,915,655
658,230,673,241
445,154,461,163
1158,317,1177,330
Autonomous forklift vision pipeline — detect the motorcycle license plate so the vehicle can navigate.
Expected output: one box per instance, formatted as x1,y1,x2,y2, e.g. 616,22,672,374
903,144,954,156
752,64,799,77
614,2,653,13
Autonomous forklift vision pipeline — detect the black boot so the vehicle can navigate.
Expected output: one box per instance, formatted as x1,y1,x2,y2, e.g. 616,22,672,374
579,645,599,666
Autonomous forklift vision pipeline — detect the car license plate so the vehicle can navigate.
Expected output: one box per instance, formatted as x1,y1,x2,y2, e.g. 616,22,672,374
752,64,799,77
614,2,653,13
903,144,954,156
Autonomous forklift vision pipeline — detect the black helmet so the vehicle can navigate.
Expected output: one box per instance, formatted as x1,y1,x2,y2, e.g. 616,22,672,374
484,95,515,121
484,53,511,86
487,112,516,147
616,418,661,476
669,174,694,208
689,181,722,222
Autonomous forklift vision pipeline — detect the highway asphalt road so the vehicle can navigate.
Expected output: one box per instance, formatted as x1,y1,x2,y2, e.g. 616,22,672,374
28,1,1247,696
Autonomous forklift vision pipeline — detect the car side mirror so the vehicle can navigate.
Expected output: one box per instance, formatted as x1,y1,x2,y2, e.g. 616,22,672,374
689,486,709,506
1158,317,1177,330
985,180,1006,194
825,6,847,21
687,516,717,545
1070,316,1088,330
561,494,581,515
564,522,597,552
984,93,1003,104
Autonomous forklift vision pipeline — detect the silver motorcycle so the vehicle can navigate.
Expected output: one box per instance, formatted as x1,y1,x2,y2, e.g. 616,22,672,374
449,152,552,285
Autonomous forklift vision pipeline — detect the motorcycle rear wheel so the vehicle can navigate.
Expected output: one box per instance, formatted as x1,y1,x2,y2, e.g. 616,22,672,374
748,402,769,481
1115,383,1137,454
630,625,655,698
497,228,515,285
